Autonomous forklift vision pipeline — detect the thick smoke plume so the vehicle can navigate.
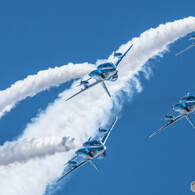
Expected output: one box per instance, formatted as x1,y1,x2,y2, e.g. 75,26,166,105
0,136,76,166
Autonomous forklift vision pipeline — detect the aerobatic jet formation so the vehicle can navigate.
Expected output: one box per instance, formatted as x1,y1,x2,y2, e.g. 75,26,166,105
55,117,118,183
65,44,133,101
149,94,195,138
175,34,195,56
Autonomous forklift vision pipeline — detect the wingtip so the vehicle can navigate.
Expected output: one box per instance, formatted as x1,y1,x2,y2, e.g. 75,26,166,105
149,135,152,139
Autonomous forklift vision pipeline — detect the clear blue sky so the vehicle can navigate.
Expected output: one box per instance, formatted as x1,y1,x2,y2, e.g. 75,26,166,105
0,0,195,194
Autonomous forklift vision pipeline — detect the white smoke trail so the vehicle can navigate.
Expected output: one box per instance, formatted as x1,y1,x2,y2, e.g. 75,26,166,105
0,17,194,195
0,136,76,166
0,63,94,117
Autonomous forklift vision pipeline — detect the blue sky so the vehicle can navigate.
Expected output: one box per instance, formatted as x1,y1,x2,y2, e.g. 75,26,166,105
0,0,195,195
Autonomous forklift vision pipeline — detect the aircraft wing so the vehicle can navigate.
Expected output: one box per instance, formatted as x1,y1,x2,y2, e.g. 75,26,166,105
175,44,195,56
102,117,118,144
149,114,186,138
65,80,102,101
55,159,90,183
115,44,133,66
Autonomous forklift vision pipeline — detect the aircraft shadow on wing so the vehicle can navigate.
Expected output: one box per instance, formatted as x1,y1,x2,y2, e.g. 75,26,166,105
65,44,133,101
55,117,118,183
149,93,195,138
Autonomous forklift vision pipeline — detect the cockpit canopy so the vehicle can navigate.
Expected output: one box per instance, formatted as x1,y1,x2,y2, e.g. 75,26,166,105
97,62,115,70
83,139,102,147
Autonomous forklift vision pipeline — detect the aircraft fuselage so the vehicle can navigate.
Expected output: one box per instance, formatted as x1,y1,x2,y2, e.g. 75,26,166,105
89,62,118,82
76,145,106,159
173,102,195,114
89,67,118,82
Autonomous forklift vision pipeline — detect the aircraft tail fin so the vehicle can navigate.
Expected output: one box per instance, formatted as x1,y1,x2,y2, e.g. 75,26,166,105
185,115,195,128
101,81,111,97
90,160,100,172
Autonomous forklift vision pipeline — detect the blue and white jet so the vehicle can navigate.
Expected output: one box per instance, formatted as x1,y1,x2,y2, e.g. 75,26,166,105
149,94,195,138
65,44,133,101
175,34,195,56
55,117,118,183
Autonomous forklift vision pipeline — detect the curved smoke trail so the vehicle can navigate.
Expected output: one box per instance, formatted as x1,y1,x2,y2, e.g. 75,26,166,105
0,17,194,195
0,63,94,118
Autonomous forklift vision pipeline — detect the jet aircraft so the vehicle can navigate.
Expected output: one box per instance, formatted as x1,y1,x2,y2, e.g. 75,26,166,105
65,44,133,101
55,117,118,183
149,94,195,138
175,34,195,56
